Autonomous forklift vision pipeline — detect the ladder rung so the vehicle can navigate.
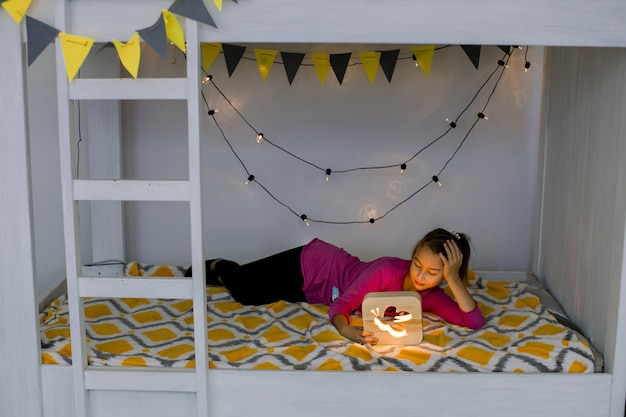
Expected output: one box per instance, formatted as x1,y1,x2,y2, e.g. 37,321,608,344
73,180,190,201
69,78,189,100
85,367,196,392
78,276,193,299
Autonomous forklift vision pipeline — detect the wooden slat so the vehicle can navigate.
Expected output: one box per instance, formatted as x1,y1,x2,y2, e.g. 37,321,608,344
78,276,193,299
84,368,196,392
73,180,190,201
68,79,188,100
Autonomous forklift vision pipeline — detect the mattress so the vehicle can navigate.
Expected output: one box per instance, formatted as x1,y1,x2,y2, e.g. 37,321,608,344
40,262,601,372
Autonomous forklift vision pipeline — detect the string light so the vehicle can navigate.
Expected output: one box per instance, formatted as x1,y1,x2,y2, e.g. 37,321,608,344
256,133,264,142
245,174,255,185
208,109,216,116
412,54,419,67
196,48,519,225
524,46,531,72
477,112,488,120
202,75,213,84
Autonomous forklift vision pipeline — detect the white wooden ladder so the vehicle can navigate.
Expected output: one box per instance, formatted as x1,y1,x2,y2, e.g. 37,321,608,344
54,2,209,416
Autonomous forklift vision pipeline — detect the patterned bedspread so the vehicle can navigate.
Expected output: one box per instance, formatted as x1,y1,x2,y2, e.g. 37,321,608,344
40,263,596,372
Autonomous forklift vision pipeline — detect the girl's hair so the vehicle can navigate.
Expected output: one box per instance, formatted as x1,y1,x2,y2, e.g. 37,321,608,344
412,228,472,284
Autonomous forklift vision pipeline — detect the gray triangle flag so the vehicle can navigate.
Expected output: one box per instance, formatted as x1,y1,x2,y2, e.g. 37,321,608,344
138,15,168,57
169,0,217,28
461,45,481,69
497,45,511,55
378,49,400,83
330,52,351,85
280,52,305,85
26,16,60,67
222,44,246,77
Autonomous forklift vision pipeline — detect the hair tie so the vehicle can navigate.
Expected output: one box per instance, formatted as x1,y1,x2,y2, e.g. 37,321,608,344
451,231,461,240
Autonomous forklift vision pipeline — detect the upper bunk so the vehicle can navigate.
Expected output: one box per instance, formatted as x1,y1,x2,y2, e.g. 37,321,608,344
33,0,626,47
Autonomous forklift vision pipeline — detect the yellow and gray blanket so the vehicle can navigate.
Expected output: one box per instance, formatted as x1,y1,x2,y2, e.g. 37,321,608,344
40,263,596,372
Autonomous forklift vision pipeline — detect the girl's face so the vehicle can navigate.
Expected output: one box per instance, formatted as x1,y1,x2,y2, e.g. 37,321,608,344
404,246,444,291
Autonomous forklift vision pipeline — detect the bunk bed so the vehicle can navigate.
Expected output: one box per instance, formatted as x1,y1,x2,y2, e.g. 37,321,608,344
2,1,626,417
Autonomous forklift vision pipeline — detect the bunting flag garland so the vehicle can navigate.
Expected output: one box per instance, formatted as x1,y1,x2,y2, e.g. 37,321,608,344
311,53,330,85
329,52,351,85
213,0,223,12
169,0,217,29
59,33,95,81
1,0,31,23
461,45,481,69
378,49,400,83
222,43,246,77
162,10,186,53
498,45,512,55
254,48,278,81
112,32,141,78
280,51,305,85
138,14,168,57
359,51,381,84
201,42,222,71
26,16,59,66
411,45,435,77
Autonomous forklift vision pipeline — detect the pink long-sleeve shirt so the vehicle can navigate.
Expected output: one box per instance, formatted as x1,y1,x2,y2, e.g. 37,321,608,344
300,238,485,329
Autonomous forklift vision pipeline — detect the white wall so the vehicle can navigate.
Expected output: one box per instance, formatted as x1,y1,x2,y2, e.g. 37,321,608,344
119,44,544,269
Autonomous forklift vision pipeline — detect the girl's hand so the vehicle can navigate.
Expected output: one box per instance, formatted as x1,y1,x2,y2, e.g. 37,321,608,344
342,326,379,345
440,239,463,283
333,315,379,345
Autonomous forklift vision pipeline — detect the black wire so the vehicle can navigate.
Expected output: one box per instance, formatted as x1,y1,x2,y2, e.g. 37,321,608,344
200,47,520,225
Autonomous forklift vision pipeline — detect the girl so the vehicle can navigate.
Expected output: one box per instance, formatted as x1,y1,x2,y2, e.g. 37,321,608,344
187,228,485,344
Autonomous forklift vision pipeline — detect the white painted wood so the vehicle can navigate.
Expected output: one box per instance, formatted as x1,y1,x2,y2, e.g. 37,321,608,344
62,0,626,46
69,79,188,100
85,368,196,392
538,46,626,417
0,12,44,417
54,0,90,415
77,276,193,298
81,48,125,263
41,366,613,417
73,180,190,201
186,19,210,417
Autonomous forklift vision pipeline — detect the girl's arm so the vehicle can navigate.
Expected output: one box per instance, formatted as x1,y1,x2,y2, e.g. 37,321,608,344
440,239,477,312
332,314,379,345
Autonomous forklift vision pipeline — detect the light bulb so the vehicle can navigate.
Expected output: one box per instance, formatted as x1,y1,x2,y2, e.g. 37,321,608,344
256,133,264,142
400,163,407,173
432,175,442,186
446,118,457,128
325,168,332,181
245,174,255,185
301,214,310,226
525,61,531,72
478,112,488,120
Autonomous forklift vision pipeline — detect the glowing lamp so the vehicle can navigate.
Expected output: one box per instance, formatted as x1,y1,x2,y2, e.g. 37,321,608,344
362,291,423,345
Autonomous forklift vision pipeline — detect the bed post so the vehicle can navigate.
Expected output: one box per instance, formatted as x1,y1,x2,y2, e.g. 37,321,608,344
0,11,44,417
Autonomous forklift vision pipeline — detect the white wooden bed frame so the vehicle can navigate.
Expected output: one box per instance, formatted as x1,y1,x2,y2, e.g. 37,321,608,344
2,1,626,417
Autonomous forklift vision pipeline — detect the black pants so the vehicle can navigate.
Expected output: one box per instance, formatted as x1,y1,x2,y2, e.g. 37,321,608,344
213,246,307,305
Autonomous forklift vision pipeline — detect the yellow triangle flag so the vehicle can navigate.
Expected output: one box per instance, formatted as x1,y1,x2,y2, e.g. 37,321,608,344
162,10,186,53
59,33,95,81
201,43,222,72
311,53,330,85
213,0,223,11
411,45,435,77
1,0,32,24
112,32,141,79
254,49,278,82
359,52,381,84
